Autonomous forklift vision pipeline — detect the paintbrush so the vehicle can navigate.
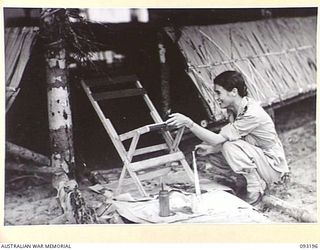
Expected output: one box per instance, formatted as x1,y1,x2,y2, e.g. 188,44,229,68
192,150,201,197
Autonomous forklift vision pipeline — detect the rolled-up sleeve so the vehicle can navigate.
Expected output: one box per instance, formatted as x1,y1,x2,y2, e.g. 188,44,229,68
219,113,260,141
220,123,241,141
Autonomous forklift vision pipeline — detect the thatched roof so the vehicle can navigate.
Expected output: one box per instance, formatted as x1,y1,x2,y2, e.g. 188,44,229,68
5,27,38,112
165,16,317,121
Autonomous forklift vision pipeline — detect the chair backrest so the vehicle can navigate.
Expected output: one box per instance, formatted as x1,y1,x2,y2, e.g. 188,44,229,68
81,75,172,163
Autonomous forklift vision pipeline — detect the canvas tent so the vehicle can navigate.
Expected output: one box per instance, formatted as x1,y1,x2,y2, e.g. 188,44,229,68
165,16,317,121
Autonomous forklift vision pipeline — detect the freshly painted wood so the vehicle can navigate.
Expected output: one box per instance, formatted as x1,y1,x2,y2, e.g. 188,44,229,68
129,151,185,172
82,77,195,197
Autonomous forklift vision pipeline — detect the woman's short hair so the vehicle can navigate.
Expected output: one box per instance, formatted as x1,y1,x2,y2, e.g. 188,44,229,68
213,71,248,97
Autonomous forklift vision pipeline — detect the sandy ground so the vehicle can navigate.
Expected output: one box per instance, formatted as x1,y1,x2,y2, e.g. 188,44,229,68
4,97,317,225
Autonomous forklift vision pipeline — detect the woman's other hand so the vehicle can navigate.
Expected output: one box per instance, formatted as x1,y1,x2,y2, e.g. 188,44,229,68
195,143,218,156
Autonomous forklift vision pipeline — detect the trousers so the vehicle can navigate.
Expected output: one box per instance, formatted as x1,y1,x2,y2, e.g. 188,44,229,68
197,140,281,197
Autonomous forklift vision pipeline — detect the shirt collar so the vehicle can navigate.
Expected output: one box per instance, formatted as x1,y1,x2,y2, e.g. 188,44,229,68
237,96,249,117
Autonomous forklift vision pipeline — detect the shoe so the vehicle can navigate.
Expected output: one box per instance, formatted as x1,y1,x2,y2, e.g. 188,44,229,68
245,180,267,205
243,169,267,205
245,191,263,205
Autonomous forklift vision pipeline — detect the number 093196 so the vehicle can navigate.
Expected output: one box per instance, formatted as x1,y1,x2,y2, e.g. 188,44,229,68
300,244,318,248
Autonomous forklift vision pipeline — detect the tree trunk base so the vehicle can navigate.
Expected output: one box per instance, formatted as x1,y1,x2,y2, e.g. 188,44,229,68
52,173,98,224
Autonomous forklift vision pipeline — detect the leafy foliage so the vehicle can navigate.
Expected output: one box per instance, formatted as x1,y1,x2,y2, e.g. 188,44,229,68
40,8,100,67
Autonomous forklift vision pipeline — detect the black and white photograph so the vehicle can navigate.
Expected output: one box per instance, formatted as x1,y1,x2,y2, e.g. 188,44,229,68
3,7,317,226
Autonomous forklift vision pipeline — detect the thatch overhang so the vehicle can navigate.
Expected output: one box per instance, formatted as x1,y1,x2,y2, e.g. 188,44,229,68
5,27,39,112
165,16,317,121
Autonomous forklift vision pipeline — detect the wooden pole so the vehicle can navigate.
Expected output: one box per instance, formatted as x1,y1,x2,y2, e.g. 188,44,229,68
6,141,50,166
157,32,171,118
40,8,96,224
262,195,317,223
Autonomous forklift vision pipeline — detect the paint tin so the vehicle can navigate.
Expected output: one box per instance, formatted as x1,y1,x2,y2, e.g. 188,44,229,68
159,190,170,217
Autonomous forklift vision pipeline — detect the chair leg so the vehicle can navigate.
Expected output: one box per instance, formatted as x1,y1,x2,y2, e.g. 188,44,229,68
172,127,185,151
116,164,148,197
115,165,128,196
126,167,148,197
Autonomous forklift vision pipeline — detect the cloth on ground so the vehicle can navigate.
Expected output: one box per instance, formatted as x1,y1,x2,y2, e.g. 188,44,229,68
112,190,269,223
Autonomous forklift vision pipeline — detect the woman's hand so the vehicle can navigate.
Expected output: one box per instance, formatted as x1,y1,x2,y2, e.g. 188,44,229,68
195,143,219,156
166,113,226,147
166,113,194,129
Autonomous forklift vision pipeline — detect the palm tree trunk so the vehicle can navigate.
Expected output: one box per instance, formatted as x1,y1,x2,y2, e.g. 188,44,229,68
42,9,75,175
40,8,96,224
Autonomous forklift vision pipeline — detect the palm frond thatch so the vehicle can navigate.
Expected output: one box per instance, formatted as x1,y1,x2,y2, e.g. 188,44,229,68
165,16,316,121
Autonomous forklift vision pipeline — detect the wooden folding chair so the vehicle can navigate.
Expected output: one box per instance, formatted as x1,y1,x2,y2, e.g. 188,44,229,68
81,75,194,197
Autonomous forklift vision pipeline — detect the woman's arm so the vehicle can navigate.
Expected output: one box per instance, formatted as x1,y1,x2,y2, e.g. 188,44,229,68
166,113,227,146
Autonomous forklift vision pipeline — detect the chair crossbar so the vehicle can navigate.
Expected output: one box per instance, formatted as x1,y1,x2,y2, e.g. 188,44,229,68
92,88,146,101
133,143,169,156
119,122,168,141
129,151,184,172
85,75,138,87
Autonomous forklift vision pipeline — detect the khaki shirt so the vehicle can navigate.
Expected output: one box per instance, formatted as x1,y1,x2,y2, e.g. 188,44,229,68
219,97,289,175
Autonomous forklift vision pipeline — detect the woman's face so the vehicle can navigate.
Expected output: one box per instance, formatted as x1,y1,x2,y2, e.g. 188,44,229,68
214,85,235,109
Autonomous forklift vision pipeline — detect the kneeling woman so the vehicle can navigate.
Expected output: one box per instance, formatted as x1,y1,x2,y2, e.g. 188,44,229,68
166,70,289,205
